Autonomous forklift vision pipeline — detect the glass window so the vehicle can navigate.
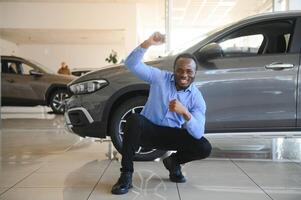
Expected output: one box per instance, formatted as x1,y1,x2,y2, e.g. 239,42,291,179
21,63,35,75
215,20,294,58
219,34,264,57
283,33,291,51
7,62,19,74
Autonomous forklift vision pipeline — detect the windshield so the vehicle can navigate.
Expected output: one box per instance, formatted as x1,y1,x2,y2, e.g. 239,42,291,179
28,59,55,74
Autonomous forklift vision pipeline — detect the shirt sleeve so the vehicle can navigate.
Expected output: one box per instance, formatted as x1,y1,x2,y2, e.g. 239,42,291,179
124,46,163,84
185,91,206,139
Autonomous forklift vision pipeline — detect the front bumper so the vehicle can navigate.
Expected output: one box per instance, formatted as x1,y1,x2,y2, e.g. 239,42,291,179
64,82,117,138
65,106,107,138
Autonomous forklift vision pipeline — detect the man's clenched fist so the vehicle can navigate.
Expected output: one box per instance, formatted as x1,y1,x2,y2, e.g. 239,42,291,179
169,99,191,121
141,32,165,49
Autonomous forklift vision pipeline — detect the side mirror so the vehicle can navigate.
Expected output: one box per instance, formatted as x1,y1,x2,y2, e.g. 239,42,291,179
196,42,223,62
29,70,43,76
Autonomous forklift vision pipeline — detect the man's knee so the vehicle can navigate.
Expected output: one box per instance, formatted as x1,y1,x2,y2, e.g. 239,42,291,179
125,114,143,133
196,138,212,159
127,113,142,123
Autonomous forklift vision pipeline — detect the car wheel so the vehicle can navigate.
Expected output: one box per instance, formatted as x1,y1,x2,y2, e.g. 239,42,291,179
110,96,167,161
49,89,70,114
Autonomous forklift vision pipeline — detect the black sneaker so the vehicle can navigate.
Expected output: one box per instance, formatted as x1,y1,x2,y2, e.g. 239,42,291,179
111,172,133,195
163,156,186,183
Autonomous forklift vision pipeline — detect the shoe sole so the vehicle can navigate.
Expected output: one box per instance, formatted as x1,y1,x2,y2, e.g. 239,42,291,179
111,184,133,195
169,176,186,183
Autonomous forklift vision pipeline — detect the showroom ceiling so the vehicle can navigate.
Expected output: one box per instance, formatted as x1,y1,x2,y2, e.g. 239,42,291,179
172,0,272,28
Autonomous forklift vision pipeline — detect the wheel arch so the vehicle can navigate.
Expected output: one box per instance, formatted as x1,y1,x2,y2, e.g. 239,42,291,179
45,84,68,105
103,84,149,136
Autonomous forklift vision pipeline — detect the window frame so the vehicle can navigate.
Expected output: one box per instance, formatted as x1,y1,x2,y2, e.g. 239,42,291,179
218,33,266,57
192,17,298,60
215,19,296,58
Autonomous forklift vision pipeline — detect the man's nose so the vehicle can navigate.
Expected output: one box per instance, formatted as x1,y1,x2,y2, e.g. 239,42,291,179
181,72,188,77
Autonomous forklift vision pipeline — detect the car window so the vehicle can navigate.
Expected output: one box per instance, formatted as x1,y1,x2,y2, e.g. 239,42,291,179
219,34,264,57
21,63,35,75
215,19,294,58
5,61,20,74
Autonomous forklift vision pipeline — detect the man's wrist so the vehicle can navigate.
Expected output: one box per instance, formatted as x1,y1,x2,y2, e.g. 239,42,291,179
182,110,191,121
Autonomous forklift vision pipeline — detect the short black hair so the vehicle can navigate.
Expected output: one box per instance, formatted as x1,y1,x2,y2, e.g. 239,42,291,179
173,53,199,71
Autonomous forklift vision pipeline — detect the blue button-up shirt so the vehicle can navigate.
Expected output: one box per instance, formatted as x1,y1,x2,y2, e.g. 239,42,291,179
124,47,206,139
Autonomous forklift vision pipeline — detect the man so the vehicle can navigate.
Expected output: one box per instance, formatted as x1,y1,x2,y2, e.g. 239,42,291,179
57,61,71,75
111,32,212,195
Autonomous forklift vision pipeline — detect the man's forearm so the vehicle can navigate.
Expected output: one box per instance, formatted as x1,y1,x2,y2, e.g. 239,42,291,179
140,40,152,49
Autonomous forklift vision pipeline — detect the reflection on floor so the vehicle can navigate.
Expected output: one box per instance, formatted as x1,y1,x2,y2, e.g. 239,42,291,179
1,107,301,200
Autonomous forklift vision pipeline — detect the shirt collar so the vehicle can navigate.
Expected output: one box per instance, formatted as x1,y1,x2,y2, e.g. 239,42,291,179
170,74,192,92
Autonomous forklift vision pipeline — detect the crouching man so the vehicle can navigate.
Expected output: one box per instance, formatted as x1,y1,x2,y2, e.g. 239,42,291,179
111,32,212,195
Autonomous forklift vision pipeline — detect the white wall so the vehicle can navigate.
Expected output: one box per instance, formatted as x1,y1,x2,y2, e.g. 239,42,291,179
17,44,125,71
0,38,18,56
0,2,138,72
136,1,165,59
0,2,137,52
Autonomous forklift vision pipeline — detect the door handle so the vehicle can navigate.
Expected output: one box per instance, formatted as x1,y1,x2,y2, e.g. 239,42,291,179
265,62,294,70
6,79,15,83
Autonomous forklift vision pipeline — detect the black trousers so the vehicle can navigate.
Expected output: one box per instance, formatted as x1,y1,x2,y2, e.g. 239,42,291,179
121,114,212,172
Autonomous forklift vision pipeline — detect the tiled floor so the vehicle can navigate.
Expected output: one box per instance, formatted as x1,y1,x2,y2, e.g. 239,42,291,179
1,107,301,200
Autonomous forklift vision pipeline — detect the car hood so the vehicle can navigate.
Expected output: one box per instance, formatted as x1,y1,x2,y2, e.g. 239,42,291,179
45,73,76,84
69,57,174,85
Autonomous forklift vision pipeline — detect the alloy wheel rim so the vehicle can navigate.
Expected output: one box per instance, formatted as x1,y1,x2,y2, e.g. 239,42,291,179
52,92,69,112
118,106,156,155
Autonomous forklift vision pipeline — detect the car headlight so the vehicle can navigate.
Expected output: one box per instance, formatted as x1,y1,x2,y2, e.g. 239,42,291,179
69,79,109,94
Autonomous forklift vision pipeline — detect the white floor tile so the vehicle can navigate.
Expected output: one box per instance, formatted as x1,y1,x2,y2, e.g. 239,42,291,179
0,188,8,195
16,169,105,188
265,189,301,200
234,160,301,189
37,159,110,173
0,171,35,188
178,186,270,200
88,161,180,200
179,159,258,189
0,187,91,200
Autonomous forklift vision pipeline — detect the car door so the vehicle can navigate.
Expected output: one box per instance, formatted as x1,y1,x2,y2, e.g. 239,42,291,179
195,18,299,132
1,60,32,106
1,60,17,105
1,59,44,106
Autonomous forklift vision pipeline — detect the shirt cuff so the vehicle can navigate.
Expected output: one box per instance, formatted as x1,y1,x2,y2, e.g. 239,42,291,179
185,115,203,139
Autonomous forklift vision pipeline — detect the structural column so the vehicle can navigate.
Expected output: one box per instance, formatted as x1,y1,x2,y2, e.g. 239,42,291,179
165,0,172,53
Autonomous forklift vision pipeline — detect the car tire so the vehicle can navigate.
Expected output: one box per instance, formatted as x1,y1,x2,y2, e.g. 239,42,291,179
110,96,167,161
49,89,70,114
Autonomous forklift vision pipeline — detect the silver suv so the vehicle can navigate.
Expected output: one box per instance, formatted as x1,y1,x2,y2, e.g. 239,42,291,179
1,56,74,114
65,11,301,161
